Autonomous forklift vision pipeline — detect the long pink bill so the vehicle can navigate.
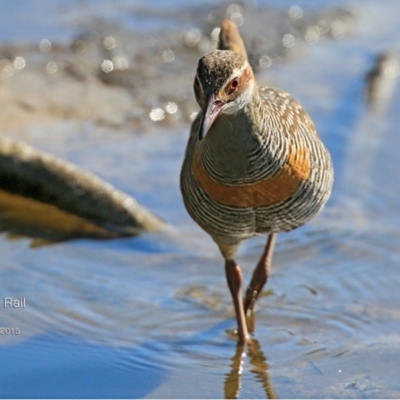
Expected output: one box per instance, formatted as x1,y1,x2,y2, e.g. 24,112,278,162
199,94,226,140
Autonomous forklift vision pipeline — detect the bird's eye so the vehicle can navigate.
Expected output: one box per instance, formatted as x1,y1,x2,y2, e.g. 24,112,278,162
229,77,240,91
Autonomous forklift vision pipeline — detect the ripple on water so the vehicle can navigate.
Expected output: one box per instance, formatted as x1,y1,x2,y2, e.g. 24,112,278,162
2,181,400,398
1,0,400,397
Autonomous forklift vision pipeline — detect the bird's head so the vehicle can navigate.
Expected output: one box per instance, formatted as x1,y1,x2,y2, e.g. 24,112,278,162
194,50,255,140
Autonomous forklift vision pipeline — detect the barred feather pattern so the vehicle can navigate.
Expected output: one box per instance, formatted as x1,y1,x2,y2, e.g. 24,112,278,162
180,84,333,247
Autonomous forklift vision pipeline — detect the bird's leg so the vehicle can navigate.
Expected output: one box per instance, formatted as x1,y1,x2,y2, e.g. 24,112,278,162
244,233,277,315
225,259,249,345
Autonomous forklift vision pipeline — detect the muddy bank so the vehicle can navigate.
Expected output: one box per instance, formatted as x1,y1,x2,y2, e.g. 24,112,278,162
0,2,355,133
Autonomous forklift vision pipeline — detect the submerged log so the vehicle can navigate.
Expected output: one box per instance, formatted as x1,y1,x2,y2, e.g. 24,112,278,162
0,189,118,245
0,135,165,236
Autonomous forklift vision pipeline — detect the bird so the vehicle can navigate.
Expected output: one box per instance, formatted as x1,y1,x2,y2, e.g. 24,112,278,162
180,21,334,345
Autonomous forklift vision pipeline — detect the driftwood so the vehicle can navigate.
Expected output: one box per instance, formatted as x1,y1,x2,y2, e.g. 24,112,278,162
0,135,165,236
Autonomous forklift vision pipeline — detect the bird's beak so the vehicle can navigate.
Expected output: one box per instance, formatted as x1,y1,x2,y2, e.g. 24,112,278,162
199,94,226,140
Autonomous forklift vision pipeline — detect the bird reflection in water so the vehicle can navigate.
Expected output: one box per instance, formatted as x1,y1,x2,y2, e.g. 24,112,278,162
224,315,277,399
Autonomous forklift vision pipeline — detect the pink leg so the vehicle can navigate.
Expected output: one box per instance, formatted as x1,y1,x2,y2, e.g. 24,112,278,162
225,259,249,345
244,233,277,315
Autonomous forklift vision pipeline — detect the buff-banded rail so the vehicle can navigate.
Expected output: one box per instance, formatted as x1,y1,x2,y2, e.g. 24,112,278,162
180,20,334,345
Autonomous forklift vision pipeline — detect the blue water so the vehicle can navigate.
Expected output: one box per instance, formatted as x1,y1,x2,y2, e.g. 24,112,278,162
1,0,400,398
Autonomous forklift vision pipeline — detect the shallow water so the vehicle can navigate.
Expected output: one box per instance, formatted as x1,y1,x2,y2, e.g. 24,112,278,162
1,1,400,398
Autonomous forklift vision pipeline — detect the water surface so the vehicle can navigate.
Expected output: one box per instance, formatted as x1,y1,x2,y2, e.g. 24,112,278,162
1,1,400,398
